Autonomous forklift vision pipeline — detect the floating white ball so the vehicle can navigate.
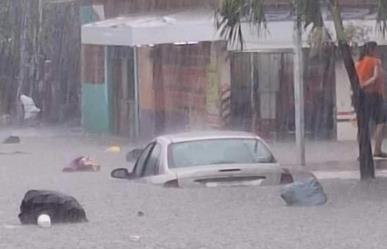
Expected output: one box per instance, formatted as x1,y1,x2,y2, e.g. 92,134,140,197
37,214,51,228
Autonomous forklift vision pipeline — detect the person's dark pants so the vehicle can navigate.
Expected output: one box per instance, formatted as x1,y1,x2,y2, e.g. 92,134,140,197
364,93,385,126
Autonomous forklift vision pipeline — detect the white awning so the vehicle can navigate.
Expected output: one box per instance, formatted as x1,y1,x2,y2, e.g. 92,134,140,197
231,19,387,51
82,8,387,50
81,9,221,46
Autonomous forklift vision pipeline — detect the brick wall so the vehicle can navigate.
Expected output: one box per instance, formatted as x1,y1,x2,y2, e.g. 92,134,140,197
151,42,211,132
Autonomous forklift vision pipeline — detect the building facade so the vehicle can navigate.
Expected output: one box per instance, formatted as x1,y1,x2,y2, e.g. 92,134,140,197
80,0,386,141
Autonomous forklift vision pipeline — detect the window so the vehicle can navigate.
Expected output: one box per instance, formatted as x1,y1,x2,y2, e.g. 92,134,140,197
142,143,162,177
133,143,155,177
168,138,275,168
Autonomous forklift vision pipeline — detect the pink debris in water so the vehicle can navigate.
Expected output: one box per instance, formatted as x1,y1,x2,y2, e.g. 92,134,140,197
63,156,101,172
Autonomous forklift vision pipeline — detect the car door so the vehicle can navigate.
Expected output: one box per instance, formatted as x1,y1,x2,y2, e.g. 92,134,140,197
132,142,155,178
140,142,177,185
130,141,175,185
141,143,162,178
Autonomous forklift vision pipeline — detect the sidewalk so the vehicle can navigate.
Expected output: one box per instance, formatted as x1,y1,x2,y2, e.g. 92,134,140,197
269,140,357,169
269,139,387,174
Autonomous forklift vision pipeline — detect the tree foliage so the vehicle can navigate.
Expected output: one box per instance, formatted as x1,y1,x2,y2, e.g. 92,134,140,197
0,0,81,122
217,0,387,48
377,0,387,34
216,0,267,49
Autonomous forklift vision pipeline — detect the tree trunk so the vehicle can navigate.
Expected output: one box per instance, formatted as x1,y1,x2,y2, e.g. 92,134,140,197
16,0,29,124
329,0,375,179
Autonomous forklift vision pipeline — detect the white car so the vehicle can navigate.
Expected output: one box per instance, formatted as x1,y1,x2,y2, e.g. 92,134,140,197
111,131,313,187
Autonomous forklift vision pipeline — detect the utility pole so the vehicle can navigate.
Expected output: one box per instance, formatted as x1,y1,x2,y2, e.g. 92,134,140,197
133,47,140,140
250,52,256,133
293,4,306,166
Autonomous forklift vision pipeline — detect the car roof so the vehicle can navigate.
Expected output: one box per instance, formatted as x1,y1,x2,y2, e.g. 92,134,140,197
156,130,261,144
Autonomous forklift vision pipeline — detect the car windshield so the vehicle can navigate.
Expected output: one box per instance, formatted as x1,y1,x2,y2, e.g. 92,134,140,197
168,138,275,168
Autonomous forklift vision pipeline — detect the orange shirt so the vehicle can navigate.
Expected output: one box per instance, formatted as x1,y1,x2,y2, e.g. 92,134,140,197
356,56,384,95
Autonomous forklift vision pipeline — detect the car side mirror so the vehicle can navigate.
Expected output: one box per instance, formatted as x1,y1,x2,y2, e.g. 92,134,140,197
126,148,143,162
111,168,134,179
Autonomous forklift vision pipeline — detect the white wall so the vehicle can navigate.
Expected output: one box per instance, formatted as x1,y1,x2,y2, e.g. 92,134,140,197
335,61,357,141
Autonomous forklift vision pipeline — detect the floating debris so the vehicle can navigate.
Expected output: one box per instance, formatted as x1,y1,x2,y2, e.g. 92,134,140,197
63,156,101,172
281,178,327,206
106,146,121,153
19,190,88,225
129,235,141,242
3,136,20,144
37,214,51,228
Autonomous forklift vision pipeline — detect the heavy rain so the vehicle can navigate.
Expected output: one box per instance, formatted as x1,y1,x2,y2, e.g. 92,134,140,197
1,0,387,248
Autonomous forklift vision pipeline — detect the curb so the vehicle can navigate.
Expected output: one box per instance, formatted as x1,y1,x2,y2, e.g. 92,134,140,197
313,170,387,180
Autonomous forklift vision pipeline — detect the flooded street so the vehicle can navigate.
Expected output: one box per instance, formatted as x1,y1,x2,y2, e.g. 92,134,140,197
0,128,386,249
2,0,387,248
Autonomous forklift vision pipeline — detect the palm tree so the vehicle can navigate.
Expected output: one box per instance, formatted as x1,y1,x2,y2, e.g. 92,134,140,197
216,0,387,179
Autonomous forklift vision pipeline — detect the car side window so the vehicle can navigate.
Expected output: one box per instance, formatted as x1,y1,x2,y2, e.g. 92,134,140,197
133,143,155,177
252,140,275,163
142,143,162,177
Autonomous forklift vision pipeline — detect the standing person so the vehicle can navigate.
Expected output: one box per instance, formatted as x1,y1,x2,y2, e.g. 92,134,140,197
356,41,387,158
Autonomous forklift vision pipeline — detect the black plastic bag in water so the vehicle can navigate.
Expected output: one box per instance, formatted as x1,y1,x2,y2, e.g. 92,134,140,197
281,178,327,206
19,190,88,224
3,136,20,144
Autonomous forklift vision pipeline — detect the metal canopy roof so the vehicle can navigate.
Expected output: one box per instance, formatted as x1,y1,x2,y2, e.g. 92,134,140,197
81,9,220,46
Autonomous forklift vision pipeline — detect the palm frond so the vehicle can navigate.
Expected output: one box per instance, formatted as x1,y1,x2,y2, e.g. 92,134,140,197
292,0,328,57
216,0,266,50
248,0,266,32
377,0,387,36
296,0,324,29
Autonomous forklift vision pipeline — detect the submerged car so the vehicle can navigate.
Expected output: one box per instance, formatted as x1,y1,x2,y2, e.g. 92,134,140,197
111,131,313,188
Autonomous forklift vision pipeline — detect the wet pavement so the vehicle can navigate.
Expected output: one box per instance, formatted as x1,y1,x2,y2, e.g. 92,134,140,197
269,138,387,171
1,127,387,249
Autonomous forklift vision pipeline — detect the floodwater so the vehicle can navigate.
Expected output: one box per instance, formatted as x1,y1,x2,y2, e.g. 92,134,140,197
0,127,387,249
2,1,387,248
